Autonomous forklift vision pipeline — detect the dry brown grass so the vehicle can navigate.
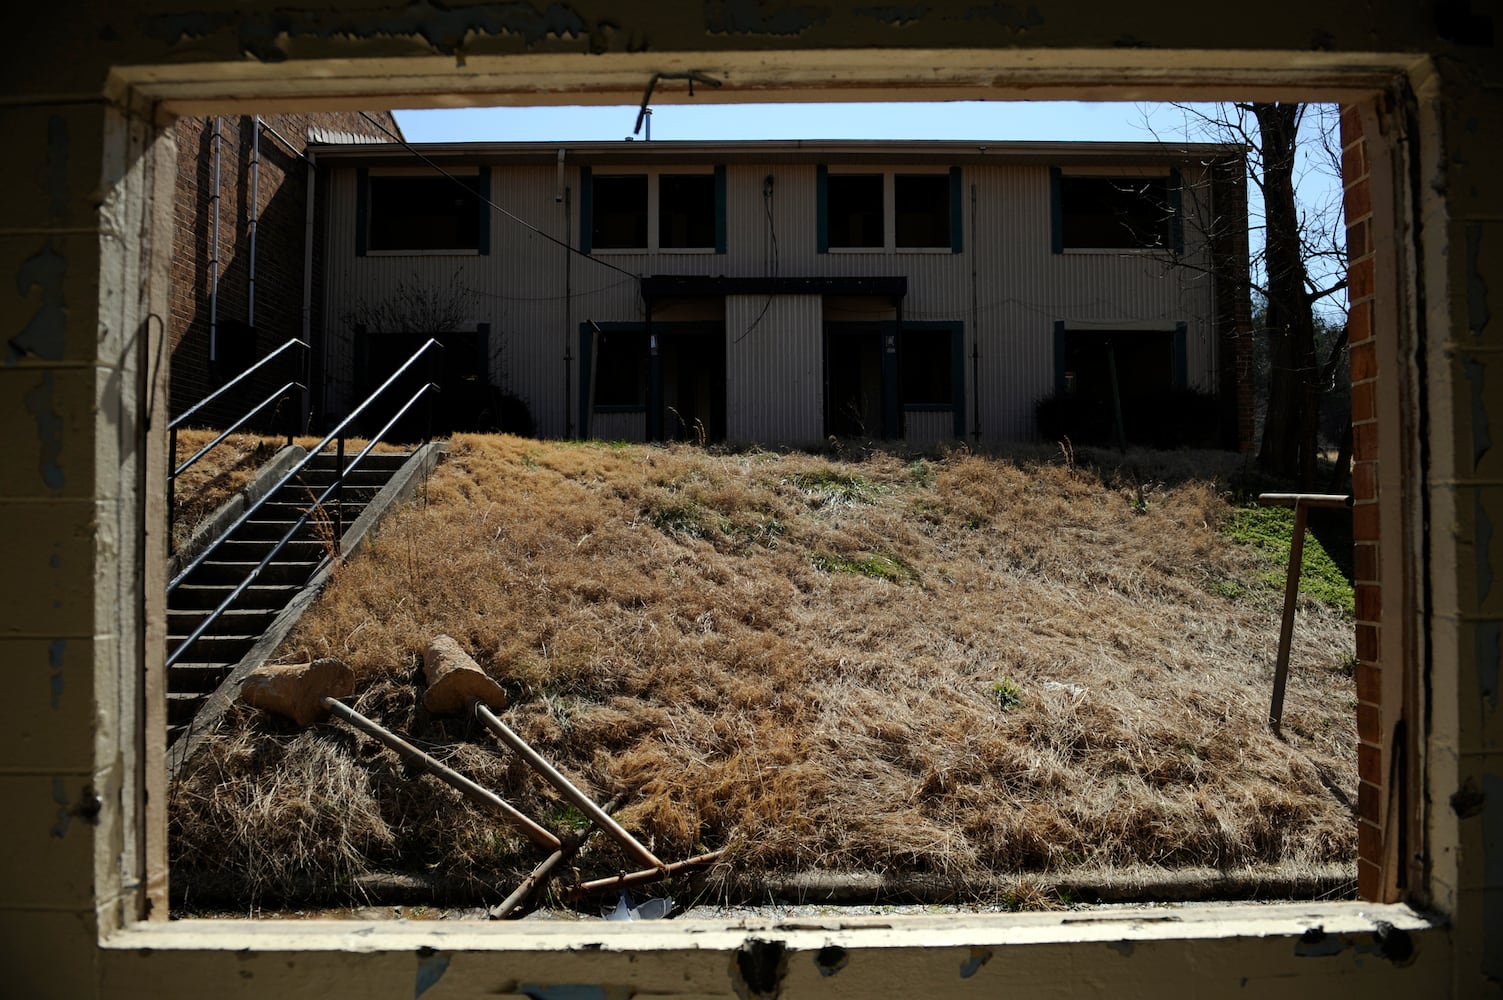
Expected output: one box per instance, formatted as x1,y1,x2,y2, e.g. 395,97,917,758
171,435,1357,905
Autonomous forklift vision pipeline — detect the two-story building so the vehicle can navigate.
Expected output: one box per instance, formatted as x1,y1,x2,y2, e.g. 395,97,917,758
310,139,1251,449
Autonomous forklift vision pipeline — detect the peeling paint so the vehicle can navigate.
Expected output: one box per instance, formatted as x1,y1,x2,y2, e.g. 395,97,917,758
1478,488,1495,601
48,638,66,709
517,986,634,1000
854,4,930,27
1294,924,1346,957
142,3,592,61
51,776,71,839
1470,223,1492,338
959,946,993,978
1464,354,1492,468
9,241,68,365
705,0,827,36
964,2,1045,31
813,944,849,976
1486,773,1503,889
1478,621,1500,714
22,372,65,490
414,951,449,998
731,938,787,999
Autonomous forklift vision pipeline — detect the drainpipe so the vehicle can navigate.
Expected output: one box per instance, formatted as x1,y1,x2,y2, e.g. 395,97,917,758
559,149,573,438
301,146,317,431
248,115,260,330
209,116,222,364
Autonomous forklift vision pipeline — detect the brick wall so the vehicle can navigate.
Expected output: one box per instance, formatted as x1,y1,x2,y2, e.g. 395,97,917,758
1340,104,1383,900
167,110,401,429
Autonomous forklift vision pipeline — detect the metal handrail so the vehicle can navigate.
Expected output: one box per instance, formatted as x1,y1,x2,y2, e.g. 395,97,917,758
168,380,304,538
168,338,307,432
166,379,440,667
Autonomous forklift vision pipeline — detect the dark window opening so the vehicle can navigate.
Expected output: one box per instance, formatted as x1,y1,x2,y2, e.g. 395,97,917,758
659,174,717,249
901,329,954,405
895,174,951,248
826,330,886,437
1060,175,1173,250
594,331,649,406
357,329,521,441
368,175,484,252
827,174,884,249
592,175,649,250
661,332,727,442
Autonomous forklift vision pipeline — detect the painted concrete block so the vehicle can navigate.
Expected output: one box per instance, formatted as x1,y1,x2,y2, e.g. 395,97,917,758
0,104,110,234
0,637,101,774
0,499,106,638
0,908,98,999
0,773,98,910
0,367,101,500
0,234,104,368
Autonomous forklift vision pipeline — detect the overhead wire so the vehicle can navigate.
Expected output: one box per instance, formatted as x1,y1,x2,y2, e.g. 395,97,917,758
731,174,779,345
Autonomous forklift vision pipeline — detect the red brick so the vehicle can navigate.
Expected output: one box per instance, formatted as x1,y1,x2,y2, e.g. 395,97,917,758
1341,104,1364,150
1357,622,1379,662
1348,299,1373,343
1351,381,1376,423
1355,661,1381,704
1358,818,1382,871
1353,422,1378,462
1353,499,1380,544
1357,701,1381,744
1344,176,1372,224
1352,460,1377,499
1358,743,1382,785
1354,542,1379,584
1350,340,1376,382
1355,582,1382,622
1346,218,1369,261
1358,857,1382,901
1348,256,1375,302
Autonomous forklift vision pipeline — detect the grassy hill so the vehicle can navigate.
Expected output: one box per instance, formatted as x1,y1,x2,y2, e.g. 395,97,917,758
170,434,1357,909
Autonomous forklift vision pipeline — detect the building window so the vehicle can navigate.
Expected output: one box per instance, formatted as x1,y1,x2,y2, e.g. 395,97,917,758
593,330,650,407
659,174,717,249
591,174,650,250
894,174,952,249
584,168,724,253
826,173,885,248
360,171,488,254
820,167,961,252
1055,172,1176,251
900,327,954,406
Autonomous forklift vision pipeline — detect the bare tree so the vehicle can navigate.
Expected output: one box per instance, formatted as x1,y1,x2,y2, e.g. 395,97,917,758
1152,102,1349,485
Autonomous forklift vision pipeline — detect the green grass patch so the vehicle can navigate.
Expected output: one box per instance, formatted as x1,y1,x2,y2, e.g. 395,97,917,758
787,468,876,505
1225,505,1355,613
812,551,917,584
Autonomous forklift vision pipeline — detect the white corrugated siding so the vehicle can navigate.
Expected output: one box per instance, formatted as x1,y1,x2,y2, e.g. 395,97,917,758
725,294,823,444
321,158,1223,444
904,410,955,446
589,411,645,442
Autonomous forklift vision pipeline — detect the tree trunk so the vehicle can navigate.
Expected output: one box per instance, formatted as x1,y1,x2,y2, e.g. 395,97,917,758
1254,102,1320,486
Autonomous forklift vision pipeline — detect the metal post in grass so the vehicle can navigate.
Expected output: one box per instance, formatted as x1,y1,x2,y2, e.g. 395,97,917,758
1258,492,1353,732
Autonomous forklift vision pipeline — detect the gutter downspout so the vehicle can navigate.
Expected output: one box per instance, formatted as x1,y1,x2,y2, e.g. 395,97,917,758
301,145,317,432
209,115,222,364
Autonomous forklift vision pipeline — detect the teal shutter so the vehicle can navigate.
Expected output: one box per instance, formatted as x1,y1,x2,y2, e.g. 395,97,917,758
714,164,727,255
1049,167,1063,255
579,166,592,254
816,165,829,254
355,168,369,257
949,166,963,254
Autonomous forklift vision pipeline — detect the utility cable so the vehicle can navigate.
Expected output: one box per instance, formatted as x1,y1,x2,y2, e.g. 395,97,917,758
357,111,640,281
732,175,779,345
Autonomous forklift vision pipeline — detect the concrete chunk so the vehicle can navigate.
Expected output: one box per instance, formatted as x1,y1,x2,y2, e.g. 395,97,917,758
423,634,508,716
239,658,354,727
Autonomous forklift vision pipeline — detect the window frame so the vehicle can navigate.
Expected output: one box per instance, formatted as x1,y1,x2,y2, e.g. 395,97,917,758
818,165,963,254
580,165,727,255
1050,164,1183,255
356,165,490,257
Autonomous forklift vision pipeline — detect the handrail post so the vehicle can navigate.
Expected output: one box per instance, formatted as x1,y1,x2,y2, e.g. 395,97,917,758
167,425,179,546
334,434,345,543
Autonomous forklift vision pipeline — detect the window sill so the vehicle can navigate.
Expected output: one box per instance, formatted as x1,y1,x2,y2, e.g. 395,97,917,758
101,901,1439,956
364,248,482,257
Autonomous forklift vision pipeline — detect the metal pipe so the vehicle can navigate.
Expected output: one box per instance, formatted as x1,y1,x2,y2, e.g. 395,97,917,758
321,698,561,852
248,114,260,329
209,116,222,363
476,704,664,869
564,850,724,899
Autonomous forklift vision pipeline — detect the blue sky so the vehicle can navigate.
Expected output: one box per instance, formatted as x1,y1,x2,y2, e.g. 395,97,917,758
395,101,1204,144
